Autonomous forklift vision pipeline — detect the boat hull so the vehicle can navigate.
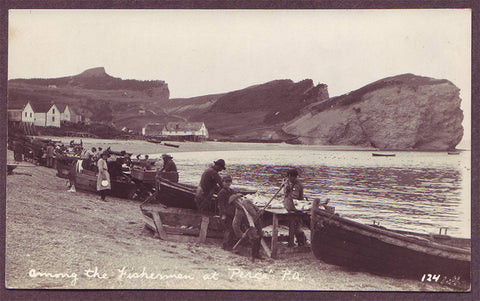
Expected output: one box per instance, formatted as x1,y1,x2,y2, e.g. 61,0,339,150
311,207,470,282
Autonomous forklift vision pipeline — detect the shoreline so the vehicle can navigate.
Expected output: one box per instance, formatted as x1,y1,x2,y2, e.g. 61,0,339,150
33,136,470,156
5,149,459,291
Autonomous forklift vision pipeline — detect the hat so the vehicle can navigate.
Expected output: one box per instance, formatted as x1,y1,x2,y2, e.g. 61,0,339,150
162,154,173,159
214,159,226,170
286,168,298,177
222,174,232,182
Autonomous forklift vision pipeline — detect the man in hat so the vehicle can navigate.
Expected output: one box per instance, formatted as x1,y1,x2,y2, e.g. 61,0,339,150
217,174,238,250
195,159,226,213
283,168,307,246
160,154,177,173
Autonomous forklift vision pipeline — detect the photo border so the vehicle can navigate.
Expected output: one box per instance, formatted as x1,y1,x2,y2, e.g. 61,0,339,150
1,1,478,300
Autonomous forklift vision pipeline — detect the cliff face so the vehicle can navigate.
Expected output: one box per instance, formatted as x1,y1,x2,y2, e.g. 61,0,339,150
283,74,464,150
191,79,329,139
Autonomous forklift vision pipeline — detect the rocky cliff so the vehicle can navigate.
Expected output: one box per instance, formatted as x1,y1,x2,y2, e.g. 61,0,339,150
283,74,463,150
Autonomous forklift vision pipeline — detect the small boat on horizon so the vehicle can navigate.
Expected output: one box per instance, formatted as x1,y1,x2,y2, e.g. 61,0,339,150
372,153,396,157
448,151,461,155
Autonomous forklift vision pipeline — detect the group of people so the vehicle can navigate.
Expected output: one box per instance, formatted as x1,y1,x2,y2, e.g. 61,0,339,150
92,152,178,201
194,159,307,260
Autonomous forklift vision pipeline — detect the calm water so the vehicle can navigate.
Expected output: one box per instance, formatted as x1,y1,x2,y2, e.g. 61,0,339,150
151,149,471,238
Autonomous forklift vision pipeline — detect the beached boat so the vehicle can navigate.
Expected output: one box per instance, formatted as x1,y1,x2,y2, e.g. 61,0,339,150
372,153,396,157
74,168,138,199
7,164,17,175
310,200,470,283
146,137,162,144
154,177,257,210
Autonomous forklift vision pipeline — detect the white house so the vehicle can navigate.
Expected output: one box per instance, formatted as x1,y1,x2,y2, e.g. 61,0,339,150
142,122,209,141
21,102,35,124
31,103,61,127
163,122,209,141
58,104,72,122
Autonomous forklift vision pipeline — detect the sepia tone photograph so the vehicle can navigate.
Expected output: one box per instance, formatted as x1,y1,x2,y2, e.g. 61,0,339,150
4,7,473,294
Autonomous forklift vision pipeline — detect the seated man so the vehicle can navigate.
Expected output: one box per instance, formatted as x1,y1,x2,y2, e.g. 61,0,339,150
230,195,264,261
217,175,237,250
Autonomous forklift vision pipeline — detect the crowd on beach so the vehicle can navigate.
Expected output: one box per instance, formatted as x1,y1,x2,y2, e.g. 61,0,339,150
10,136,309,261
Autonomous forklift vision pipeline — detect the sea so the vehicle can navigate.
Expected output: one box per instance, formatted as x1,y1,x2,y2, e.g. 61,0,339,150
153,149,471,238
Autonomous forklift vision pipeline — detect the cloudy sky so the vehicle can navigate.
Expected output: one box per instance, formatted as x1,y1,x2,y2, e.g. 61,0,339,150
8,9,471,141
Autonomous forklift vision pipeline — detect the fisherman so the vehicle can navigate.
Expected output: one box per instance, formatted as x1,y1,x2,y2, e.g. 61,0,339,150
230,194,264,261
46,142,55,168
283,168,307,246
195,159,226,213
82,147,97,171
160,154,177,172
217,175,238,250
96,152,111,201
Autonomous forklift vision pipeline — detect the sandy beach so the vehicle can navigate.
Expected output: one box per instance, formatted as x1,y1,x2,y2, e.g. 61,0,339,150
5,140,458,291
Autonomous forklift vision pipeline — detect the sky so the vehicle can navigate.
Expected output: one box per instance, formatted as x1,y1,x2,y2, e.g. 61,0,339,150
8,9,472,144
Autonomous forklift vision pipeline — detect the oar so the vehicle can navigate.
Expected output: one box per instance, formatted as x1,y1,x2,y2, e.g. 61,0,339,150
232,182,285,250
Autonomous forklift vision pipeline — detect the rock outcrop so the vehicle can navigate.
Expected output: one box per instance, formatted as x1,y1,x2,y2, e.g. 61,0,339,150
283,74,464,150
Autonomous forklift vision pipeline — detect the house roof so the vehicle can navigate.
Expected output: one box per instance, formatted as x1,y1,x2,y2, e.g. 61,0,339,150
30,102,55,113
164,122,205,132
144,123,165,135
7,101,27,110
56,103,69,112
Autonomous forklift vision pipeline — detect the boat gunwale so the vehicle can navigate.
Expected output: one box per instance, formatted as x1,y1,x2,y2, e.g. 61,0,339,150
312,208,470,258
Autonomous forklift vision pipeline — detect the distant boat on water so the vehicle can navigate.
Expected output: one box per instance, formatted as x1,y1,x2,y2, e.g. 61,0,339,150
372,153,396,157
448,151,460,155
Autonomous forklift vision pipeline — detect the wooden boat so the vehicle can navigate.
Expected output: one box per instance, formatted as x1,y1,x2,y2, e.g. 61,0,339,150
164,142,180,148
448,151,460,155
146,137,162,144
310,200,470,283
7,164,17,175
372,153,396,157
141,202,224,243
154,177,257,210
74,167,138,199
55,154,79,179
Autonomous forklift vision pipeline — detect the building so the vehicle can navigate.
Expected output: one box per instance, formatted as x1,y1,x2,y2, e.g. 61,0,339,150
30,102,61,127
142,122,209,141
21,102,35,124
142,123,165,136
57,104,72,123
7,101,26,124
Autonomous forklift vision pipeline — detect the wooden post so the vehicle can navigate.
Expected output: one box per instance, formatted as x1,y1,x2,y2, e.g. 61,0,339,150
271,213,279,259
152,212,168,240
198,216,210,243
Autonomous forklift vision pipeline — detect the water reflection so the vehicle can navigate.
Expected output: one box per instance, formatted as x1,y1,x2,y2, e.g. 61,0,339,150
166,150,470,238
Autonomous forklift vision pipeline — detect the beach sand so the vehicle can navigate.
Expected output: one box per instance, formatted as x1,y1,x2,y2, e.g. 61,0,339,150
5,140,456,291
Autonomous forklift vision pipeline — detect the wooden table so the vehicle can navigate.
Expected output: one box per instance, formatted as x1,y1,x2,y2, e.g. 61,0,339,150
261,208,310,259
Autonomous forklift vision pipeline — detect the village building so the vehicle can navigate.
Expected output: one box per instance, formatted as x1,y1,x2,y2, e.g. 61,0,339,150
7,102,25,125
30,102,61,127
142,122,209,142
57,103,72,123
21,102,36,124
